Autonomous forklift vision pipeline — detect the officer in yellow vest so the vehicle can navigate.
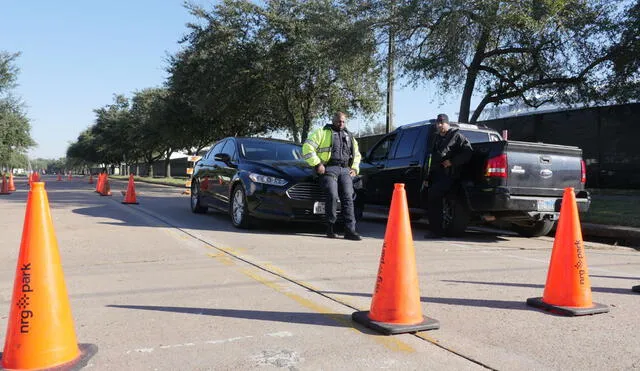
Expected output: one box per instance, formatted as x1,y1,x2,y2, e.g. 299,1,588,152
302,112,362,240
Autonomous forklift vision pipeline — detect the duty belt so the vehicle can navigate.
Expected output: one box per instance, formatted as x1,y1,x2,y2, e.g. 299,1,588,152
327,160,349,167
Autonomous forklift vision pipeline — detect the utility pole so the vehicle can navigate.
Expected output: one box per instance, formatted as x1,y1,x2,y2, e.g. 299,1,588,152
385,1,395,134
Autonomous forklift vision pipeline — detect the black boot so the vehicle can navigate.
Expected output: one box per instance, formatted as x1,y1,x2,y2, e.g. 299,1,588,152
344,230,362,241
326,223,337,238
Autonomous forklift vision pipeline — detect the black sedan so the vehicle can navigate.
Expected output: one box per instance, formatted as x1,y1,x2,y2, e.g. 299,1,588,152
190,137,332,228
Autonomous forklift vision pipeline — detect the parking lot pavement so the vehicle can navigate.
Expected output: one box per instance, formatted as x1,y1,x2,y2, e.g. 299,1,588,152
0,178,483,370
1,177,639,370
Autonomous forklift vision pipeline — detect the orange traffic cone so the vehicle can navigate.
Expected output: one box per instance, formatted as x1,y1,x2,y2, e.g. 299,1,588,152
31,172,40,183
0,182,97,369
0,174,10,195
633,285,640,293
99,174,112,196
8,172,16,192
57,174,62,181
95,173,102,193
88,174,94,184
68,173,72,181
122,174,139,204
352,183,439,334
527,187,609,316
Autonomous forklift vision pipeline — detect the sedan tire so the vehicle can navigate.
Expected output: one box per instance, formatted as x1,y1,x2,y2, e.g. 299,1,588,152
190,180,208,214
230,185,252,229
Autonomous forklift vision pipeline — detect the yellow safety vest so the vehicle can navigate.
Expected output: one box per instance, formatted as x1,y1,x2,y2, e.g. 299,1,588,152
302,125,361,174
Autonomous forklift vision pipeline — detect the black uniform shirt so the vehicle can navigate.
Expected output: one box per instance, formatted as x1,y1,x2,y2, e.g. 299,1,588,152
330,128,352,166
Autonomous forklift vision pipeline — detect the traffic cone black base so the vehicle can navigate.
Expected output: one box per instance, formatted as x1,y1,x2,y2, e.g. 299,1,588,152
0,343,101,371
122,201,139,205
632,285,640,293
0,346,97,370
526,297,609,316
352,311,439,335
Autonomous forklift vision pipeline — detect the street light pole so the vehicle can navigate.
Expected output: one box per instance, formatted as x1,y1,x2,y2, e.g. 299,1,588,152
385,1,395,134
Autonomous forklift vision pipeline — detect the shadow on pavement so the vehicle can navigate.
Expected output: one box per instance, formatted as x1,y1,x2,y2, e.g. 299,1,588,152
106,304,354,329
590,274,640,280
440,279,638,296
320,290,530,311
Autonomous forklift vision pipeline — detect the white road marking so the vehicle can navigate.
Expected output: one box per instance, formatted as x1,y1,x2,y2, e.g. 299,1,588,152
125,332,290,355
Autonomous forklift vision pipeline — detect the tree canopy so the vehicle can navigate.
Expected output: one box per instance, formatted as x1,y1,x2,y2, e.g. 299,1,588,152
392,0,627,123
61,0,638,170
0,51,35,167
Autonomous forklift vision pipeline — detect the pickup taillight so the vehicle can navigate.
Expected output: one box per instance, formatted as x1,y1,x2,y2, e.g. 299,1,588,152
581,160,586,184
485,154,508,178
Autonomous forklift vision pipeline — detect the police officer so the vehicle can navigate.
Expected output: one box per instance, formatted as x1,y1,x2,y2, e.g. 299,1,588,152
302,112,362,241
425,113,473,238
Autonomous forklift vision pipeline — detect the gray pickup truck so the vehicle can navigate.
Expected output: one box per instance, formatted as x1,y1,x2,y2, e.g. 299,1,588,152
355,120,590,237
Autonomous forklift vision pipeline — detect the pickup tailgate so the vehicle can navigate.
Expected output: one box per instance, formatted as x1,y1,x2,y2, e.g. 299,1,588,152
470,140,584,197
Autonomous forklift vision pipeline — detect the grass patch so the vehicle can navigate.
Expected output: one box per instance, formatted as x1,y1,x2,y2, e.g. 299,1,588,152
587,188,640,196
110,175,189,188
581,189,640,227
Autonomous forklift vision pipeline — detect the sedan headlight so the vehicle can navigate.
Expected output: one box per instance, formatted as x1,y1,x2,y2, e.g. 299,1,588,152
248,173,288,186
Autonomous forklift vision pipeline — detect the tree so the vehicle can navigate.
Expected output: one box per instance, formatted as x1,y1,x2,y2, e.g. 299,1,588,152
90,95,134,168
0,52,35,165
67,130,100,168
607,0,640,101
170,0,382,144
129,88,170,178
394,0,623,123
261,0,382,142
168,1,282,148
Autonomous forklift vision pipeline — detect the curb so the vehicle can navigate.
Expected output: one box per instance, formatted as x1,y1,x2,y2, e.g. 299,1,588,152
581,223,640,248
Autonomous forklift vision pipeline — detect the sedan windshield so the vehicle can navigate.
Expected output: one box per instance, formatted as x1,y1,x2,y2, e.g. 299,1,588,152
240,140,303,161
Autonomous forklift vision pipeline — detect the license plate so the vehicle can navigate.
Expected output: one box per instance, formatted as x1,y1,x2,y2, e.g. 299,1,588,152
313,201,325,214
537,199,556,211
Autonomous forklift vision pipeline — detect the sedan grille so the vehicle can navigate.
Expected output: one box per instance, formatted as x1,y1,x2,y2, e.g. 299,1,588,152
286,182,324,200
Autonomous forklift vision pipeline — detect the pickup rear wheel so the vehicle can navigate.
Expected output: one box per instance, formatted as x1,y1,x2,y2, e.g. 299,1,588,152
442,195,470,237
512,220,556,237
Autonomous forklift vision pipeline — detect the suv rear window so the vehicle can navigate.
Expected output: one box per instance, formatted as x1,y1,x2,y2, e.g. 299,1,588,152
460,130,499,143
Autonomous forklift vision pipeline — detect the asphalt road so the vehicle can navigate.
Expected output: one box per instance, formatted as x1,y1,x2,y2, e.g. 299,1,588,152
0,176,638,370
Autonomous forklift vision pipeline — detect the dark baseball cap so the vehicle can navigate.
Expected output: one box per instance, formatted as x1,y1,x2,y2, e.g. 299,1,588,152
436,114,449,123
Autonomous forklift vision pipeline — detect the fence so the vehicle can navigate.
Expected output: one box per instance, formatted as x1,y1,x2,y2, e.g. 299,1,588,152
479,103,640,189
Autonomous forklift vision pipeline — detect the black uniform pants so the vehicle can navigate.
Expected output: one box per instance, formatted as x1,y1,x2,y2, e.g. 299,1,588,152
427,175,454,235
320,166,356,232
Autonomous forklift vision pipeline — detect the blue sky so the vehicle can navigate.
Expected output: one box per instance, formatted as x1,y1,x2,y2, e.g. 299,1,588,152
1,1,463,159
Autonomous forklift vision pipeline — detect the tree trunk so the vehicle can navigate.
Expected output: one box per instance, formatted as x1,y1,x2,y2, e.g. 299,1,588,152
165,160,172,178
459,29,491,123
301,112,312,143
147,161,154,178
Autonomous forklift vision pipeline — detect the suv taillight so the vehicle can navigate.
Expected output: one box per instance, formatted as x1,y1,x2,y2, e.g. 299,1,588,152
581,160,586,184
485,154,508,178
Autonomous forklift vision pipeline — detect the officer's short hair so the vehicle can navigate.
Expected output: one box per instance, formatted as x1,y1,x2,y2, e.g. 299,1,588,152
333,112,346,123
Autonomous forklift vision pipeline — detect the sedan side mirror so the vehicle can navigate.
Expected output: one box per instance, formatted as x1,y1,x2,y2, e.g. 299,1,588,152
214,153,237,167
214,153,230,162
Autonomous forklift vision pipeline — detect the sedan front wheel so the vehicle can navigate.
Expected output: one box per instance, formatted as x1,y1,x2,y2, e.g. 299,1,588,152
230,185,252,229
